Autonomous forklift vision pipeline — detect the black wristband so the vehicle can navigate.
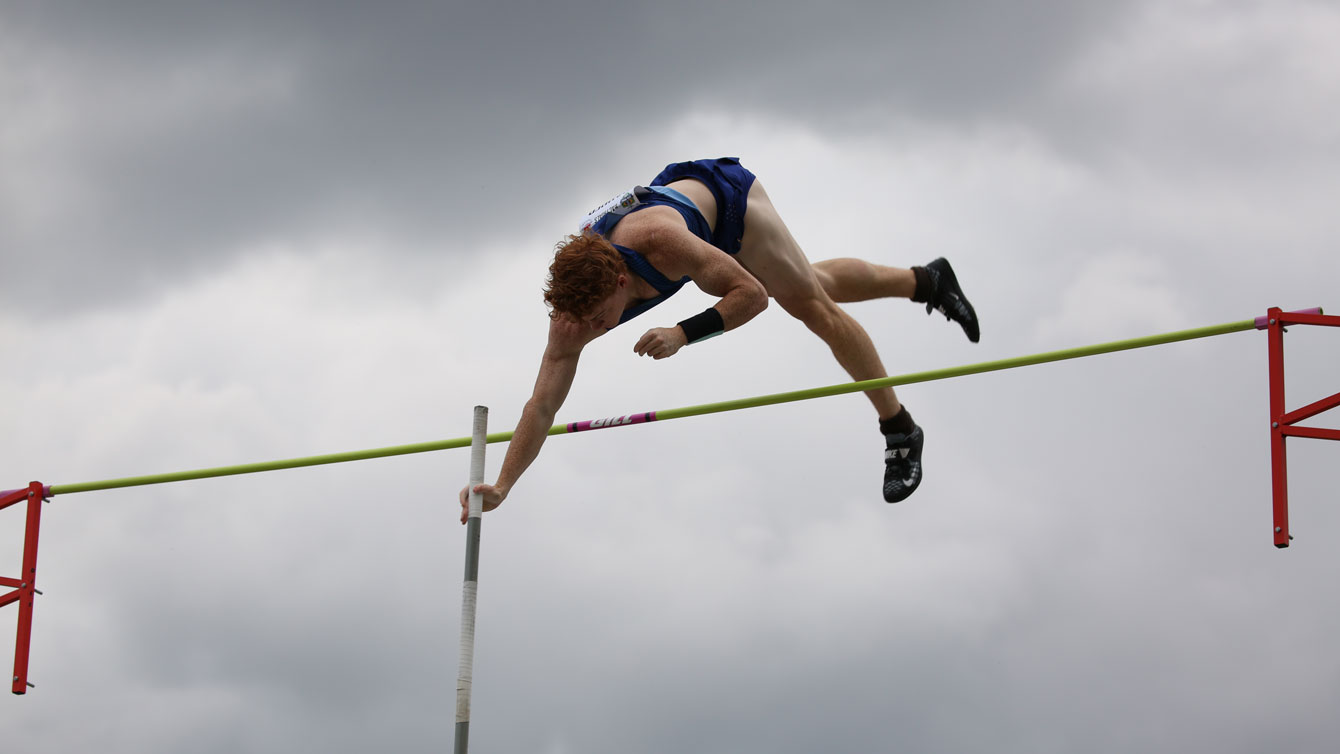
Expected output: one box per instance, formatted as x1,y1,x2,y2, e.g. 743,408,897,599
677,307,725,344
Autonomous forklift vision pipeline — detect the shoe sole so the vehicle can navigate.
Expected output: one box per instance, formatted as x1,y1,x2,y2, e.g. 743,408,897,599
929,258,979,343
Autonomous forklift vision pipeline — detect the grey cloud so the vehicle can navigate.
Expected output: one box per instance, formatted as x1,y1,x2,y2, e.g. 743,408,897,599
3,0,1138,315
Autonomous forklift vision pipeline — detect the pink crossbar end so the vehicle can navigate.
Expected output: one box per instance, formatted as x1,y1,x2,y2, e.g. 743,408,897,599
1255,307,1324,330
0,485,50,512
1,484,51,497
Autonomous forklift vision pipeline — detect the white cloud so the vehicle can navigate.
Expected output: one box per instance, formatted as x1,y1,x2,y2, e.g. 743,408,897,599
1034,251,1191,345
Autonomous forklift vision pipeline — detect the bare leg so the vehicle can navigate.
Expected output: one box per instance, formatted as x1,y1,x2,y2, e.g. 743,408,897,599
772,294,903,419
733,183,902,420
812,258,917,303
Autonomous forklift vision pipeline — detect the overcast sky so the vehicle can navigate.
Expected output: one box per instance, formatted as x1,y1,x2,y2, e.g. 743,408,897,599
4,1,1339,752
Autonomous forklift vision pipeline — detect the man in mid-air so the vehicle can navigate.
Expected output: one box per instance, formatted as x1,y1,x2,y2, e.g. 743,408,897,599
461,157,978,522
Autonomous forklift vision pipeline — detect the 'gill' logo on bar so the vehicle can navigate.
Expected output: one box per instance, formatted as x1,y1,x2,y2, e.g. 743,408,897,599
568,412,656,433
591,415,635,428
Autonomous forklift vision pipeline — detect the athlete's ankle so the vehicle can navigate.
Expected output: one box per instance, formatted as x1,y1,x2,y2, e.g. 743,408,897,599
910,265,932,303
879,406,915,436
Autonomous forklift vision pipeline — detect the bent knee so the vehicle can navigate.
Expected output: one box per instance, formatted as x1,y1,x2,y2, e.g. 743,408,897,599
776,292,845,332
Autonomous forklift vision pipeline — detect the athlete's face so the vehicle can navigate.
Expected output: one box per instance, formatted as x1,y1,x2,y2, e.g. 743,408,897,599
580,275,628,331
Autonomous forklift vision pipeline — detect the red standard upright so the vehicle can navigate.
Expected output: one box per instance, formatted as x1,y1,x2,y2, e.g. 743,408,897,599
1261,307,1340,548
1,481,47,694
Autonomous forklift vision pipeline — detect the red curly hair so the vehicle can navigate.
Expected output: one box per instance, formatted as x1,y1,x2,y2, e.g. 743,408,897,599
544,232,627,320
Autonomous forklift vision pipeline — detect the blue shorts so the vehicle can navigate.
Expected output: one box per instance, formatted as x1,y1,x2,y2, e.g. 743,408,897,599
649,157,756,255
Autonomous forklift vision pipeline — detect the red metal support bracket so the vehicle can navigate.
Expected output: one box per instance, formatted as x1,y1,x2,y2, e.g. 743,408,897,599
1259,307,1340,548
1,481,47,694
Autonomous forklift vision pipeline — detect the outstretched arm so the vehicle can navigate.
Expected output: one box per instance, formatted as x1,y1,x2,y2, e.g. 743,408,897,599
459,317,595,523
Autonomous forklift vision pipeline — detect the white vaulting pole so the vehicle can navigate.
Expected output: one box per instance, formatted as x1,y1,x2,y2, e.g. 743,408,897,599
455,405,488,754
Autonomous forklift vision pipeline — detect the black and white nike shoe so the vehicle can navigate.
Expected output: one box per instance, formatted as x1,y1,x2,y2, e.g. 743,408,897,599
883,425,924,503
924,257,980,343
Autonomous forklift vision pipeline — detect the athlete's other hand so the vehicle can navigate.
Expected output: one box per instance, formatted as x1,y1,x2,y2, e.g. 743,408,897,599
459,483,506,524
634,326,687,359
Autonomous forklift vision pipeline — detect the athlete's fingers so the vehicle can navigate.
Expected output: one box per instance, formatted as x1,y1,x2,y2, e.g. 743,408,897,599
460,484,484,524
634,330,655,356
638,328,674,357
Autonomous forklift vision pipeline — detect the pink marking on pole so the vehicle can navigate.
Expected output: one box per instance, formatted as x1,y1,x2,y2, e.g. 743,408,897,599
566,411,658,433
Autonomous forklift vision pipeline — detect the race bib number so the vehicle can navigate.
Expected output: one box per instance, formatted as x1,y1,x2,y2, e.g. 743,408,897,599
578,187,646,232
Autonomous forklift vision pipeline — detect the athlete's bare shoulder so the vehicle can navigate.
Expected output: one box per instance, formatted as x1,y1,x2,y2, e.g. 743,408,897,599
606,204,684,248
